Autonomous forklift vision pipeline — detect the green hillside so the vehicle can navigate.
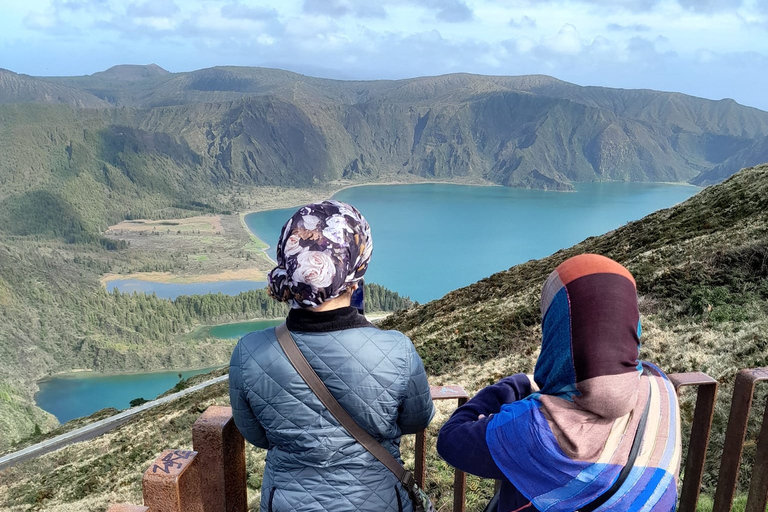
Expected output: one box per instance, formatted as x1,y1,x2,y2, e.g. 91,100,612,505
0,231,411,451
1,165,766,511
0,67,766,248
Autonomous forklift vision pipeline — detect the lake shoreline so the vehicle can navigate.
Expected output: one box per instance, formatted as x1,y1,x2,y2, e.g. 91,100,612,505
240,179,701,256
240,176,500,261
243,175,500,215
37,364,226,382
245,181,701,302
102,178,701,288
100,268,267,287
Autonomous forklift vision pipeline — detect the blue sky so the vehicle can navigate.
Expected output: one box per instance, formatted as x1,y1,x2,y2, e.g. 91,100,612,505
2,0,768,111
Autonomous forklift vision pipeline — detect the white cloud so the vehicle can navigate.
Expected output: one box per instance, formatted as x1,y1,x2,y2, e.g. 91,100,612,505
509,16,536,29
302,0,386,19
126,0,179,18
24,10,59,29
677,0,745,13
221,3,280,21
5,0,768,110
545,24,583,55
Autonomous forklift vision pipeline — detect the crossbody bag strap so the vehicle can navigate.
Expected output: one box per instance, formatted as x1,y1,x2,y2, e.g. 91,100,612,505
579,376,653,512
274,323,416,488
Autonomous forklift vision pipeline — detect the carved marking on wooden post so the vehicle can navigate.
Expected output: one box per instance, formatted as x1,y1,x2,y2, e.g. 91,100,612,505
143,449,203,512
152,450,195,474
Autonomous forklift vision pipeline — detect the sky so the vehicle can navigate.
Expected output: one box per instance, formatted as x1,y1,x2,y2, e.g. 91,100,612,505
1,0,768,111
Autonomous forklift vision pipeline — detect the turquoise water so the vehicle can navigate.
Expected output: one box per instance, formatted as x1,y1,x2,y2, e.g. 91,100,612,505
35,367,221,423
106,279,267,299
42,182,698,423
205,319,282,339
245,182,700,303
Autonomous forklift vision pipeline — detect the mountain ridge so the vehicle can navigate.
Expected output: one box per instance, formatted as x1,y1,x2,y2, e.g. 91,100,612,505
0,69,110,108
3,65,761,203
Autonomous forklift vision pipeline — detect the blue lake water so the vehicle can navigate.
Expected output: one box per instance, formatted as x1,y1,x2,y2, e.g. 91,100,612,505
106,279,267,299
245,182,700,303
205,319,283,339
43,181,699,423
35,367,221,423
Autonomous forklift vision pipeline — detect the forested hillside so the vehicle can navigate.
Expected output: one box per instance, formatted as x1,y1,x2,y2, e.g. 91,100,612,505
2,165,766,512
0,232,411,450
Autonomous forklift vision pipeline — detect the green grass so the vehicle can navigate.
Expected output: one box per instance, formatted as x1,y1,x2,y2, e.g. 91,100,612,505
695,493,757,512
245,235,269,252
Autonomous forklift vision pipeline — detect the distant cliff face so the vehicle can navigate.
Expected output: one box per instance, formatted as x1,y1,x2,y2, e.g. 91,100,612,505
1,66,768,232
692,134,768,186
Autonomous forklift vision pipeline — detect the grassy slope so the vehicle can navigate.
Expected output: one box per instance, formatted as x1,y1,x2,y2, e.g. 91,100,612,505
0,209,411,452
1,165,766,511
0,238,241,450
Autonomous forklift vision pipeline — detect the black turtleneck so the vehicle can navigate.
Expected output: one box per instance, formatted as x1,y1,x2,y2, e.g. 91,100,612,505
286,306,374,333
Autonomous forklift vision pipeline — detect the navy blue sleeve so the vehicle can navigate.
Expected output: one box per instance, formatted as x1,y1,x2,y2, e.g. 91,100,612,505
397,337,436,434
436,374,532,479
228,340,269,449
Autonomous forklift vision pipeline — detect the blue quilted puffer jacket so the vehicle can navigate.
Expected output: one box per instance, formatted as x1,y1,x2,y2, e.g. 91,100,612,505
229,308,435,512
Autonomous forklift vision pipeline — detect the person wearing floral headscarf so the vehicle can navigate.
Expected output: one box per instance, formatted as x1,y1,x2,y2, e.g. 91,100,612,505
229,200,434,512
267,200,373,308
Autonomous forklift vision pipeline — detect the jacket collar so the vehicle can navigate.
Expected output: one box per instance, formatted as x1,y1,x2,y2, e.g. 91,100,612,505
286,306,374,333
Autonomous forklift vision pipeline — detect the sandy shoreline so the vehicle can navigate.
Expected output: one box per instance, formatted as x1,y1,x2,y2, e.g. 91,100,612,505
39,365,225,381
244,176,499,215
100,268,267,287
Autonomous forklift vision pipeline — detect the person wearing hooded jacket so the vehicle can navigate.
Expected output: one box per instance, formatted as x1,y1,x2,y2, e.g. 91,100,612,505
229,200,435,512
436,254,681,512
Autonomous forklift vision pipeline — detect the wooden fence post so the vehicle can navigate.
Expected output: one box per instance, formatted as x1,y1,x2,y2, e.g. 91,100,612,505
142,449,204,512
192,406,248,512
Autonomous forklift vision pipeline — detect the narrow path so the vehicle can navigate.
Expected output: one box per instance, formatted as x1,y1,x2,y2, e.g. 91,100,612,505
0,375,229,471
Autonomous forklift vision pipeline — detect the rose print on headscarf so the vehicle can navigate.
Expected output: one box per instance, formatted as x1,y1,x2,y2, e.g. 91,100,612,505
293,252,337,289
267,200,373,308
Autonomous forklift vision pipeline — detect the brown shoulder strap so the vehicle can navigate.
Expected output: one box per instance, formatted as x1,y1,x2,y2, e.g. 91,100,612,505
274,323,414,487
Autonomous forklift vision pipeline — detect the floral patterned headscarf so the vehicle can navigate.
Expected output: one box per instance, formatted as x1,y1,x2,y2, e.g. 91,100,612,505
267,200,373,309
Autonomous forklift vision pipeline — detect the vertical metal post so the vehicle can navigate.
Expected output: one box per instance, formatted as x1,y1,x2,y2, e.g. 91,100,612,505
415,429,427,488
452,395,469,512
713,368,768,512
428,385,470,512
745,393,768,512
668,372,718,512
192,406,247,512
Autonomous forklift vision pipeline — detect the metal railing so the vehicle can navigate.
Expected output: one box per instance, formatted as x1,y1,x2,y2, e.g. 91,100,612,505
106,368,768,512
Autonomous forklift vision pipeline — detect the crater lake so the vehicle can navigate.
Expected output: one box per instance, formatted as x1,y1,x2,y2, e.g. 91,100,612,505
245,182,700,303
47,181,699,423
